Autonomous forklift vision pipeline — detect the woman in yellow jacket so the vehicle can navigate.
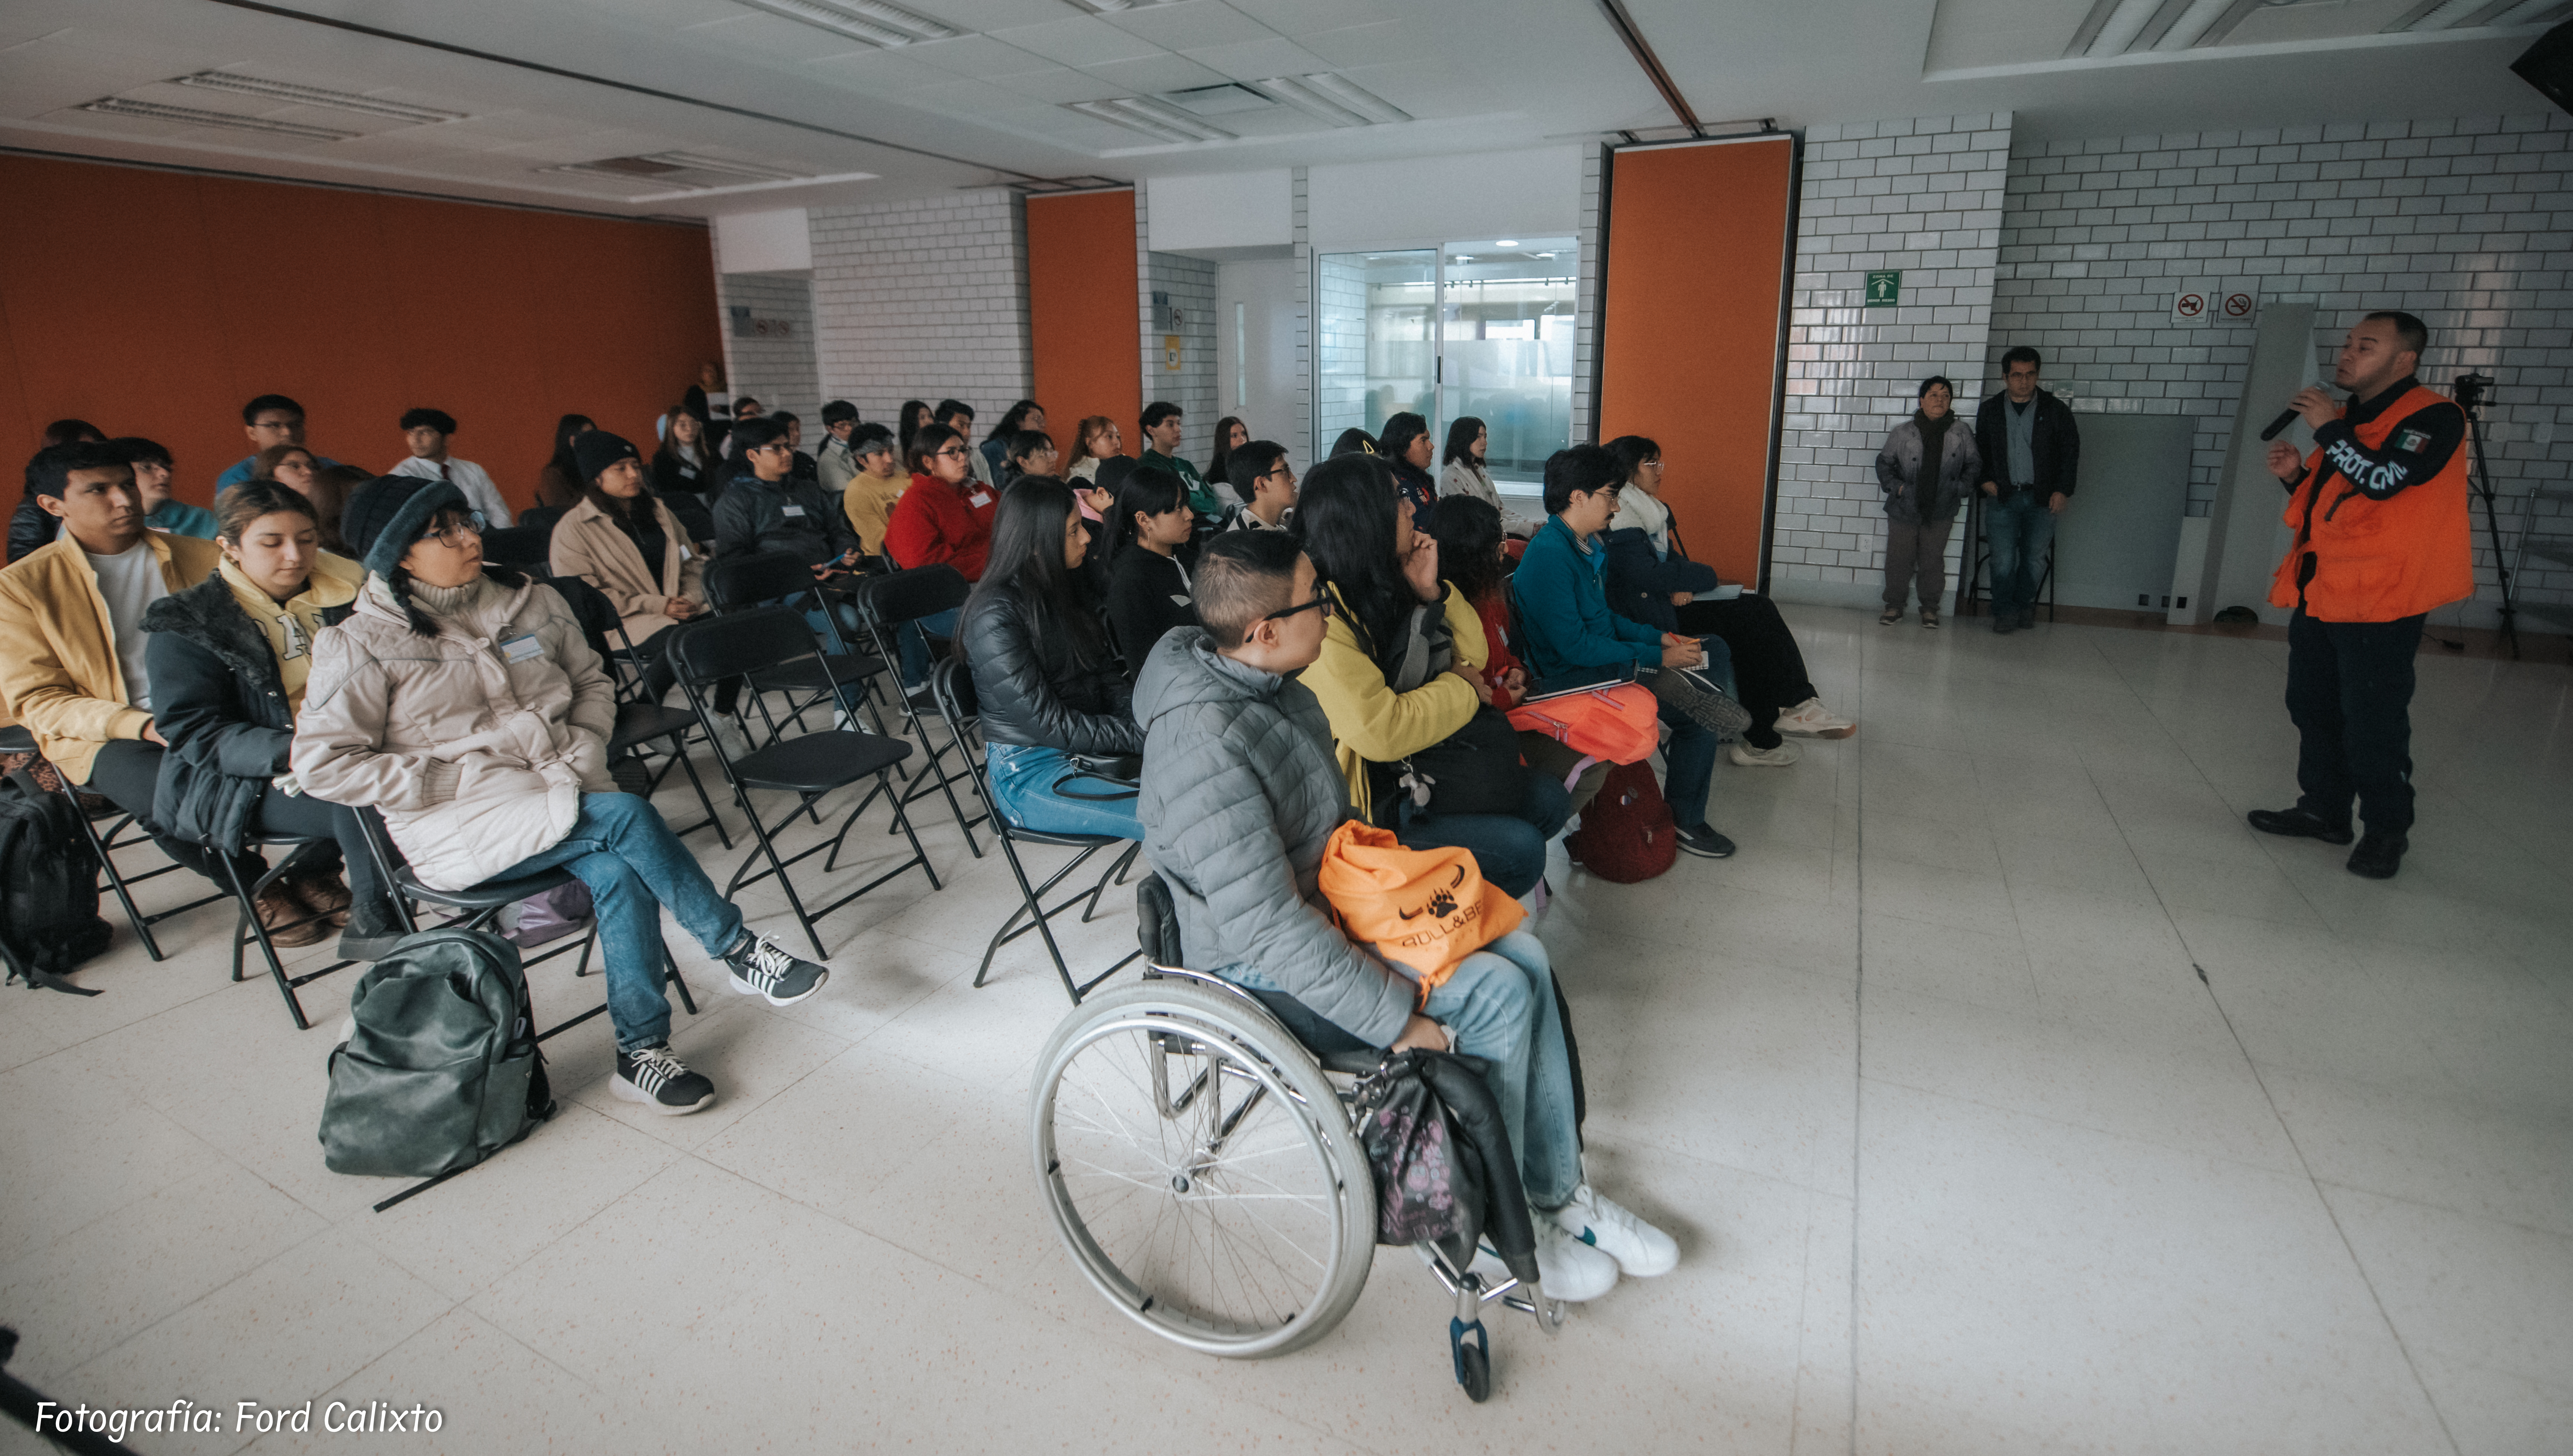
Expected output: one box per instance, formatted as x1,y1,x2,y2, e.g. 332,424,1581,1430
1294,454,1569,898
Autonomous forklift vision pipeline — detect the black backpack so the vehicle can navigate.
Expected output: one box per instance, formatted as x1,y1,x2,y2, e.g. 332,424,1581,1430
0,769,111,993
319,930,555,1177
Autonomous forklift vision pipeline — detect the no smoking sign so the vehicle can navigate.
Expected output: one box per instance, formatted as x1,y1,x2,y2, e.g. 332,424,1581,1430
2172,279,2258,327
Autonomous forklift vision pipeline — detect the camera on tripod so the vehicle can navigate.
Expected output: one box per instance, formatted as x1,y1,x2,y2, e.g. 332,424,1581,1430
2455,372,2496,411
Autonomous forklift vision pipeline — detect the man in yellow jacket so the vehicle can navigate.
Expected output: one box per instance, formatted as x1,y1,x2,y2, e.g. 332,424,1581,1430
0,442,223,874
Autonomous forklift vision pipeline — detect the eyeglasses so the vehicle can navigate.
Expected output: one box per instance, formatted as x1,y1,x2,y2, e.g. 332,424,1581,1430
426,511,487,547
1248,593,1331,641
931,446,970,460
749,443,792,456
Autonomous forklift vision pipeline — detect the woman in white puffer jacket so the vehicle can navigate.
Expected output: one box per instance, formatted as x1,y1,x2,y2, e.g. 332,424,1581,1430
292,476,838,1117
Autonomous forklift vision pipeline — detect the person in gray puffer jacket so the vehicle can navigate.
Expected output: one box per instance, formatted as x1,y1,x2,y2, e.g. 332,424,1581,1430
1134,530,1680,1304
1872,374,1982,628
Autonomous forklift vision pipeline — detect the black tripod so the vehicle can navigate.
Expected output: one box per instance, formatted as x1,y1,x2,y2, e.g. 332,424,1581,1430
2453,372,2518,659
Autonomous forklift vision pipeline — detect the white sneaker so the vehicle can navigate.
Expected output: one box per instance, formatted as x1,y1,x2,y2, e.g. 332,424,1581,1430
1729,739,1799,767
1778,697,1857,739
1549,1184,1678,1277
1474,1222,1619,1302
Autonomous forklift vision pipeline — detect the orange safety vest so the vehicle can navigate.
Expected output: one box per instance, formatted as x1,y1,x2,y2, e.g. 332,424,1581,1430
2267,384,2475,622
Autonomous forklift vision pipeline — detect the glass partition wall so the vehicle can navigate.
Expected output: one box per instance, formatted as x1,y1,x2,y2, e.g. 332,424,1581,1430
1312,238,1576,484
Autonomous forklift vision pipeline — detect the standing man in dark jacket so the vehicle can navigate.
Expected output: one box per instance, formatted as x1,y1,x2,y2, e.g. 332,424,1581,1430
712,418,860,571
1973,347,2080,634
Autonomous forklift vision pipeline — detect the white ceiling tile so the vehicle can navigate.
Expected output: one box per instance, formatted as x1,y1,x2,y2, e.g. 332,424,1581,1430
1103,1,1278,51
901,33,1062,79
1078,51,1235,94
988,15,1166,68
798,47,950,93
1177,36,1335,82
996,63,1134,104
896,0,1078,31
1221,0,1392,36
1294,19,1439,67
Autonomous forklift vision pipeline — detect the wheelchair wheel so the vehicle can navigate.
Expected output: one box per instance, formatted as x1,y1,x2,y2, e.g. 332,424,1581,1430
1033,978,1375,1359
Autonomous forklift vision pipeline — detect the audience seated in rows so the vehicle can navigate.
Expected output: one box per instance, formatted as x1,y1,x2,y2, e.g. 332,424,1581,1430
290,476,835,1114
389,408,513,527
959,477,1145,842
1514,444,1736,860
1600,436,1855,766
140,480,384,954
1295,455,1568,900
1100,465,1197,675
1422,495,1609,819
0,443,229,880
1132,530,1677,1305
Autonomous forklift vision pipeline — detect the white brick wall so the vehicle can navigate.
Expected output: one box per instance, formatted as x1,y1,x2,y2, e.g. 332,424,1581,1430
1145,252,1221,463
806,189,1031,429
1574,143,1606,446
712,271,820,423
1775,114,2013,594
1990,112,2573,620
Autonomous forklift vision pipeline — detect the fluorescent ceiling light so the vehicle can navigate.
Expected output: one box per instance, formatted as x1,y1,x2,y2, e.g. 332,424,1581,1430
2085,0,2166,55
1295,72,1410,125
1067,98,1231,143
2404,0,2493,27
638,151,804,181
80,96,356,142
1250,75,1368,127
734,0,955,47
175,71,465,124
2150,0,2238,49
2487,0,2565,19
1164,83,1275,117
1061,0,1182,11
1496,239,1520,248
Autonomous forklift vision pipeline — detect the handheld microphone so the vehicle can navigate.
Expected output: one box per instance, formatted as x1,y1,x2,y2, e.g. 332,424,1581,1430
2257,408,2302,442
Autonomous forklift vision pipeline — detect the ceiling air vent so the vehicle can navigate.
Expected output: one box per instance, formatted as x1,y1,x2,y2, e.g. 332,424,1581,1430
1163,84,1278,118
549,153,807,188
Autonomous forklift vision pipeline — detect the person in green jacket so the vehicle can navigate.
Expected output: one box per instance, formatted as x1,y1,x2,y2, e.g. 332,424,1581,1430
1139,401,1223,524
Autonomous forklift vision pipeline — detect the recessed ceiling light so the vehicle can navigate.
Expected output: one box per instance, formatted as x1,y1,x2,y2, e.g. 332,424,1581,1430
1249,76,1367,127
175,71,465,125
80,96,356,142
1296,72,1409,125
1067,97,1232,143
735,0,955,47
1496,239,1520,248
1062,0,1183,11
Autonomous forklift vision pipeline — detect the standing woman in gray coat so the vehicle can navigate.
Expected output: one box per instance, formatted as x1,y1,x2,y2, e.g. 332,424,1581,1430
1874,375,1980,628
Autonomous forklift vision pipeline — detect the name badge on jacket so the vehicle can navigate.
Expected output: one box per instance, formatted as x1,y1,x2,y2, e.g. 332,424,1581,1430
782,504,806,518
968,491,994,509
498,634,543,664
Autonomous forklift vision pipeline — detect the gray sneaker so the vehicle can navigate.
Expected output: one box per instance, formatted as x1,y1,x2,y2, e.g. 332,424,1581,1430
723,932,830,1006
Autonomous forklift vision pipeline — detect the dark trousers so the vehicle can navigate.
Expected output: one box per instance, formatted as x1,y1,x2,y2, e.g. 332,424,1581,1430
82,739,386,903
2285,609,2425,837
248,786,391,909
83,740,229,881
1984,492,2055,621
1675,595,1820,751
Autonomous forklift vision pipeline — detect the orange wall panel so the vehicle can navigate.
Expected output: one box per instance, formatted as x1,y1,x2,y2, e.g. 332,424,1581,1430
1026,191,1141,445
1597,137,1796,587
0,155,720,514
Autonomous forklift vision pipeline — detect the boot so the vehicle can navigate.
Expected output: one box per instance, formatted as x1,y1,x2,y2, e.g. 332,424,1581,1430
285,867,354,927
252,883,332,948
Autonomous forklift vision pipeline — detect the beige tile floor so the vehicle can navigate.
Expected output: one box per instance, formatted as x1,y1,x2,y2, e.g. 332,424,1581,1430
2,604,2567,1455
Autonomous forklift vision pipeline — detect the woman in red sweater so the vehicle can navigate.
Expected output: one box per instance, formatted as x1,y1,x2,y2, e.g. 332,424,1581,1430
1424,495,1610,817
882,422,998,686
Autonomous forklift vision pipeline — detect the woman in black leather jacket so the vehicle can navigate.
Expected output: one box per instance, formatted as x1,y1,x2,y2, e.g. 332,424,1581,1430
959,477,1145,840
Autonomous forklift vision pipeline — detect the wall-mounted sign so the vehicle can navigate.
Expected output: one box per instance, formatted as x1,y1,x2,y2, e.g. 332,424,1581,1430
1863,270,1901,307
2220,287,2258,321
2172,281,2212,326
1163,335,1182,371
728,305,796,339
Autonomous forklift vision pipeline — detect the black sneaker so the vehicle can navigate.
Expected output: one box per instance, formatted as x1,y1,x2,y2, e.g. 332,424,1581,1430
614,1044,716,1115
337,901,408,962
1991,614,2016,635
723,932,831,1006
2346,833,2407,880
2247,807,2355,846
1674,824,1737,859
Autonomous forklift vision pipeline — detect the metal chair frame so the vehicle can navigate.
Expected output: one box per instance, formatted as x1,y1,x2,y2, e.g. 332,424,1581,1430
219,832,358,1029
850,566,987,854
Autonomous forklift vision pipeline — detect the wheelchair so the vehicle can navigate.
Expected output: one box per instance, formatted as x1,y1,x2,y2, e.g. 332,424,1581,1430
1030,873,1565,1402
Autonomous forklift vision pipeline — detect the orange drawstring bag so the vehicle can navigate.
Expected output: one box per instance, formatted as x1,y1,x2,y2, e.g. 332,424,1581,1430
1506,683,1660,766
1316,821,1525,993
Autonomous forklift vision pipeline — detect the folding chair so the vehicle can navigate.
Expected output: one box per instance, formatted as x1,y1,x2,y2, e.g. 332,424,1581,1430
0,725,229,963
667,608,938,958
220,831,359,1030
850,565,986,853
478,526,553,570
353,806,698,1212
928,658,1139,1004
702,550,895,743
547,575,731,848
1958,491,2058,623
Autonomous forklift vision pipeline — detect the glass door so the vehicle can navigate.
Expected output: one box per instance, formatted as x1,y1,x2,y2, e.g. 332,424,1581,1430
1312,239,1576,482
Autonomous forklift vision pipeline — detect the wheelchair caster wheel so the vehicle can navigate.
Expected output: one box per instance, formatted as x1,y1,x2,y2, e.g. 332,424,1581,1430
1450,1316,1491,1403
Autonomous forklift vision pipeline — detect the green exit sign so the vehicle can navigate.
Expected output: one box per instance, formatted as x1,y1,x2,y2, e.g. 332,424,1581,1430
1864,270,1901,307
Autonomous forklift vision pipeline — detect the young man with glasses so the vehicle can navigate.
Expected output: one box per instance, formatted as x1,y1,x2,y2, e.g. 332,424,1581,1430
882,422,997,689
711,418,861,573
217,395,345,490
1219,440,1297,531
1132,529,1679,1305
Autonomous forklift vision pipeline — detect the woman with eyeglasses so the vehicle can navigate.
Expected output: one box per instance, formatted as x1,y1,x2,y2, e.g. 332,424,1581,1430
254,444,320,495
1100,464,1198,677
293,475,840,1116
533,414,596,512
1293,453,1568,900
959,478,1144,840
881,422,998,687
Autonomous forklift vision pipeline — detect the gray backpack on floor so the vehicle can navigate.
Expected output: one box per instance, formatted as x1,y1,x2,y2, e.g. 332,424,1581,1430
319,930,555,1177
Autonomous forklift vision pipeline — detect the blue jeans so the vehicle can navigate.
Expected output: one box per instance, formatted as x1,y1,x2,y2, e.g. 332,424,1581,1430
1984,492,2056,620
985,743,1143,840
1216,929,1581,1209
492,793,745,1052
897,607,962,688
1392,765,1571,898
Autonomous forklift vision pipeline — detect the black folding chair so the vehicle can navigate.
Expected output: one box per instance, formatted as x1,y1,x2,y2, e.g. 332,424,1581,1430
517,505,566,537
851,566,985,853
1958,491,2058,623
478,526,553,570
702,550,895,743
667,609,938,958
928,658,1139,1004
0,725,229,963
219,831,359,1029
548,575,731,849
